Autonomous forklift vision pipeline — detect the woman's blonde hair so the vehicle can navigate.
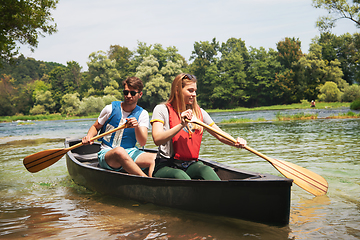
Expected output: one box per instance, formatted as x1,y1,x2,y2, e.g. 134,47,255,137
167,73,202,131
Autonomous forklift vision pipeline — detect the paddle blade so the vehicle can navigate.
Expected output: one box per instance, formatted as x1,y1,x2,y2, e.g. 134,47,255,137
268,157,328,196
23,148,68,173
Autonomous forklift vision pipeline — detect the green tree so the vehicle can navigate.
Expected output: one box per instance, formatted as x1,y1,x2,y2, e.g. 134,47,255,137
142,74,171,109
312,0,360,32
160,60,184,83
213,38,249,108
78,96,105,116
188,38,220,107
0,0,58,64
316,32,360,84
30,90,55,114
293,43,346,101
246,47,282,107
135,55,160,84
60,93,81,116
273,37,303,104
108,45,135,79
48,61,83,112
342,84,360,102
318,81,342,102
87,51,121,95
0,74,17,115
135,55,173,109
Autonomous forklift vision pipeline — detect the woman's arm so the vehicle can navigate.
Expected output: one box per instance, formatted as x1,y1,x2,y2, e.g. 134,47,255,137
206,123,247,148
152,109,192,146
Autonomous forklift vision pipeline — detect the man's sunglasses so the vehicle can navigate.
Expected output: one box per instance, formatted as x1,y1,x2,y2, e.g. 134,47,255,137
183,74,196,80
123,90,140,96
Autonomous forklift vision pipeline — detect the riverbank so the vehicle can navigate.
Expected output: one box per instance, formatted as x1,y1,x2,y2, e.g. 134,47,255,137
0,102,351,122
220,110,360,124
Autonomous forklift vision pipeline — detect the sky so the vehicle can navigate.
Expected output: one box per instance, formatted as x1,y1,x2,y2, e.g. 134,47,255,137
20,0,359,71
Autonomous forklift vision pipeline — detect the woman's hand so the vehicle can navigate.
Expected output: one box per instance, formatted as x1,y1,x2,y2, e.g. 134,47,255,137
234,137,247,149
180,109,193,126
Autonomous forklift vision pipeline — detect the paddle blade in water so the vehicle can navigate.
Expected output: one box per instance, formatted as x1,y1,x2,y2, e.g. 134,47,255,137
23,148,68,173
268,157,328,196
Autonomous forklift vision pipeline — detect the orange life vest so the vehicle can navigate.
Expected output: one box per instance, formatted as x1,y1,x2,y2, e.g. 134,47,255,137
166,103,203,161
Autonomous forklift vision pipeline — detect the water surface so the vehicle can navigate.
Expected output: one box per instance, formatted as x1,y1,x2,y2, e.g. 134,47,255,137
0,109,359,239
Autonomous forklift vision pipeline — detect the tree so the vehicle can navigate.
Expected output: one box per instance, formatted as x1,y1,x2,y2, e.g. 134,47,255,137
342,84,360,102
60,93,81,116
160,60,184,83
246,47,282,107
318,81,342,102
273,38,304,104
135,55,173,109
30,90,55,114
0,74,17,115
312,0,360,32
188,38,220,106
87,51,121,95
277,37,303,69
135,55,160,84
293,43,346,101
316,32,360,84
48,61,84,112
214,38,249,108
108,45,135,79
142,74,171,109
0,0,58,64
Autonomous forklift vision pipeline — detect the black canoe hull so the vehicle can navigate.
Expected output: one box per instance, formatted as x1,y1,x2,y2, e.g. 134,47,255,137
65,139,292,225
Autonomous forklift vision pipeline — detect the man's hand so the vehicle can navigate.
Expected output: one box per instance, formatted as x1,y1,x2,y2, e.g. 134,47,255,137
126,117,139,128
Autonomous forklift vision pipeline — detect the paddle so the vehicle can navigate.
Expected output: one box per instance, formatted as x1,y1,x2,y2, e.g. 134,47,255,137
23,122,129,173
188,119,328,196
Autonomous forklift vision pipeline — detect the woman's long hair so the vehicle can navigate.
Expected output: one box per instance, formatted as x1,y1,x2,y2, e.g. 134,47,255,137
167,73,202,131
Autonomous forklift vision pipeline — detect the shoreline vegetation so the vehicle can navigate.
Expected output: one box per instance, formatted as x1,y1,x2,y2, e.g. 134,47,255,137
1,102,359,124
221,111,360,124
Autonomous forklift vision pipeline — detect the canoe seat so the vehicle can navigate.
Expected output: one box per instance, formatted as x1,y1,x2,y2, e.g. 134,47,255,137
72,152,98,162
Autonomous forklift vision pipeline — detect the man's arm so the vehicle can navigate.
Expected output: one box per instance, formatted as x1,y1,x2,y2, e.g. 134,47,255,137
126,117,148,147
82,120,103,145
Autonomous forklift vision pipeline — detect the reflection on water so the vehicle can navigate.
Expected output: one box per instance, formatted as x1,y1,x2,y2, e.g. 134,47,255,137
0,111,359,239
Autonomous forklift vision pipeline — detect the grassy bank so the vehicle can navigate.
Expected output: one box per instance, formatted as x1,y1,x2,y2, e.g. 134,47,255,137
0,102,352,123
0,113,99,123
207,101,350,113
220,111,360,124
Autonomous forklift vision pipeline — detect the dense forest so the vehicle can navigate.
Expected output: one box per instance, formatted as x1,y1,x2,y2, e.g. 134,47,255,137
1,33,360,117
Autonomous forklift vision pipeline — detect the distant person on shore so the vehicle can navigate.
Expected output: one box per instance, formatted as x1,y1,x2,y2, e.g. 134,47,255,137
150,73,247,180
311,100,316,108
82,76,155,177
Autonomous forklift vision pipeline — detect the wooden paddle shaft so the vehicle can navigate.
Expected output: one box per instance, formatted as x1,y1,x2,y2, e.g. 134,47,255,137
190,119,277,163
67,123,128,151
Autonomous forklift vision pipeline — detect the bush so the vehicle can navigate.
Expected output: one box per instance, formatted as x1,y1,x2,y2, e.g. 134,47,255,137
102,95,118,106
300,99,309,105
60,93,81,116
342,84,360,102
318,82,341,102
78,96,105,116
30,105,48,115
350,99,360,110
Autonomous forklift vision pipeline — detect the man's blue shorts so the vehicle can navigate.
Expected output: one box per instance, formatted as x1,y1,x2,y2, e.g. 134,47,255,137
97,147,144,171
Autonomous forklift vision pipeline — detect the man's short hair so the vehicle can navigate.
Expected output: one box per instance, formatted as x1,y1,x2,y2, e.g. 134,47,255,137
123,77,144,92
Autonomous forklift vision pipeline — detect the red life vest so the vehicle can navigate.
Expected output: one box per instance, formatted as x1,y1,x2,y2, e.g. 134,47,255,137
166,103,203,161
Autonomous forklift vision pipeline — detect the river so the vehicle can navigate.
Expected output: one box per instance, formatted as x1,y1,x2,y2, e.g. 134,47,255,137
0,108,359,239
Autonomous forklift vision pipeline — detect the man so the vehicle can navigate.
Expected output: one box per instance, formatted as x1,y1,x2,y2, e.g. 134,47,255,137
82,76,155,177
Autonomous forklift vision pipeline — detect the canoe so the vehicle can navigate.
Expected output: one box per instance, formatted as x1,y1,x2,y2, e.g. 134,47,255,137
65,138,293,225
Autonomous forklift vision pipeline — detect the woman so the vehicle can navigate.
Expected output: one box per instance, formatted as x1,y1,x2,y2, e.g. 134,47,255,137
151,73,247,180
